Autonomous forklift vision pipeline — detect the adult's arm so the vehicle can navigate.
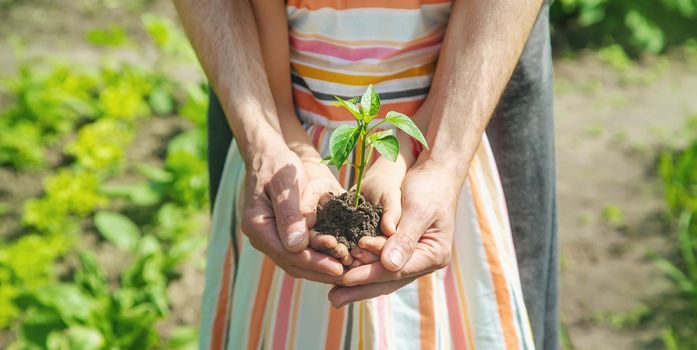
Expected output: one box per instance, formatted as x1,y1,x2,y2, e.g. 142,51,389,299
331,0,544,305
173,0,282,162
174,0,345,282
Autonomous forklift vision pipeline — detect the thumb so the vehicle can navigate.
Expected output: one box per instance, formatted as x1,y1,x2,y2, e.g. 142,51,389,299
269,177,308,253
379,188,401,236
381,204,430,271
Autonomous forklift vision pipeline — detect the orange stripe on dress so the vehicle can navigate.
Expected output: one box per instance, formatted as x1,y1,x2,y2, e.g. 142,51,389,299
287,0,450,10
292,62,435,86
452,249,476,350
418,275,436,350
325,306,346,350
293,88,423,122
468,172,520,350
210,242,235,350
247,257,276,350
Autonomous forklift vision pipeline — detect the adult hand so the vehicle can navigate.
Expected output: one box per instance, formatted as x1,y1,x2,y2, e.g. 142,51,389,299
241,144,345,284
328,159,459,307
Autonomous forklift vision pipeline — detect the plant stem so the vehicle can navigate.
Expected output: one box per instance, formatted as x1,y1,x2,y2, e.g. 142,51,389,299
354,129,369,207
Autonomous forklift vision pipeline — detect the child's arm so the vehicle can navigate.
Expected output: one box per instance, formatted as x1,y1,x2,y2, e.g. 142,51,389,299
249,1,321,162
250,0,353,266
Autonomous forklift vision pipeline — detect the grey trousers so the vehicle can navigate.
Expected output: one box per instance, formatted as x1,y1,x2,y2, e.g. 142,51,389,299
486,2,559,350
206,3,558,349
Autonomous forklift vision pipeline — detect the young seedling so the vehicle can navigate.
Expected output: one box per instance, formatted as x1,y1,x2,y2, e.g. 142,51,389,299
323,85,429,207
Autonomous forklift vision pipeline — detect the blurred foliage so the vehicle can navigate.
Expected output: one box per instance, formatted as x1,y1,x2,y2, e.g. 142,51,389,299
551,0,697,56
0,12,206,350
656,119,697,348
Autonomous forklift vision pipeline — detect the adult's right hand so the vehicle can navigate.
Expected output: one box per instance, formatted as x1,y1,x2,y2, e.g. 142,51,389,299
241,145,345,284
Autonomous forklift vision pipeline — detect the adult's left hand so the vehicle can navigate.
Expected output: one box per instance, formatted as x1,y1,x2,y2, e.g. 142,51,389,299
328,160,461,307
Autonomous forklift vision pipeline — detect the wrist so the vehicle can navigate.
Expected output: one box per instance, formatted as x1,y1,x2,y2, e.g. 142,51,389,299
416,150,470,187
242,134,290,172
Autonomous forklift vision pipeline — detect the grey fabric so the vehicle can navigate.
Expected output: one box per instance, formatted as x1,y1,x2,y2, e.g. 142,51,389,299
486,3,559,349
206,3,558,348
207,89,232,207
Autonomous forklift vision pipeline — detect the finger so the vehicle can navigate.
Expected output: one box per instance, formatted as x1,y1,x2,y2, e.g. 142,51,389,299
340,253,354,267
379,191,401,236
351,246,380,265
268,175,308,253
340,248,433,286
328,278,415,308
332,242,349,260
288,248,345,277
309,231,338,252
381,204,432,271
358,236,387,255
243,208,345,277
349,259,362,269
289,268,343,285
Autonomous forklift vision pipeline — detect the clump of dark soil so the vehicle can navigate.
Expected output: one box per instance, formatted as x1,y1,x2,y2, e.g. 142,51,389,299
314,191,383,250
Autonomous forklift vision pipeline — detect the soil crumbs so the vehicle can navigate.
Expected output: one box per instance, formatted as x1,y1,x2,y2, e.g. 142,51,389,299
314,191,382,250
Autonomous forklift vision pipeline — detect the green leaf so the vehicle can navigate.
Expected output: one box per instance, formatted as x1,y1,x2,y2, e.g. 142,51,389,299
321,155,333,165
94,211,141,251
367,129,394,143
372,134,399,162
148,88,174,115
332,97,362,121
361,85,380,120
329,125,360,168
167,326,199,350
384,111,429,149
136,163,173,182
47,326,105,350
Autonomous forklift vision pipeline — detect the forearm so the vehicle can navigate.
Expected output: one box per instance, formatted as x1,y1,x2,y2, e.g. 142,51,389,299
421,0,543,180
277,110,323,163
245,0,321,164
174,0,285,165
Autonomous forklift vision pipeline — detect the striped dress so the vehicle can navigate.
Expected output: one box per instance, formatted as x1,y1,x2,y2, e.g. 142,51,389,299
199,1,536,349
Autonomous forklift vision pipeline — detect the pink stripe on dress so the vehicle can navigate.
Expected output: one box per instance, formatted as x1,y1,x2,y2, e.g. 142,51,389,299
377,296,389,349
289,32,444,61
272,274,296,350
444,265,468,350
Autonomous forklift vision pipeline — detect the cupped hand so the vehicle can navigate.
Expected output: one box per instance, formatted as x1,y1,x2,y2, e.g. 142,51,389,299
329,159,460,307
348,131,415,267
240,145,345,284
300,159,353,266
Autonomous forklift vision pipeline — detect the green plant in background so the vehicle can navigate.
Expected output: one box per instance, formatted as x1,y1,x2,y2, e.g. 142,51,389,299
656,119,697,348
551,0,697,55
0,9,209,348
66,119,134,174
602,204,626,228
0,234,72,328
325,85,428,207
22,170,107,235
86,25,130,47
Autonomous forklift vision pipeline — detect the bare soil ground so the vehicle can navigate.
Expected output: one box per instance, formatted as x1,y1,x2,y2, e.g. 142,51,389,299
555,55,697,349
2,1,697,349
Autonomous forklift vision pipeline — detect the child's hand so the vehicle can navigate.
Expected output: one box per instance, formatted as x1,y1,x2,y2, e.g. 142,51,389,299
349,235,387,267
349,131,418,268
300,160,354,266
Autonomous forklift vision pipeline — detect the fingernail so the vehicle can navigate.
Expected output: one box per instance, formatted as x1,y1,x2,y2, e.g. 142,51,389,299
288,231,305,247
388,249,404,268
